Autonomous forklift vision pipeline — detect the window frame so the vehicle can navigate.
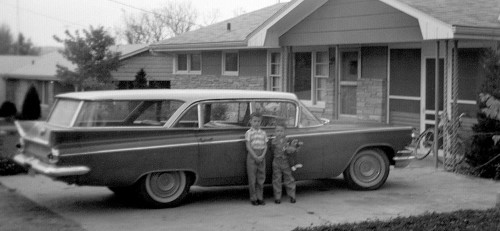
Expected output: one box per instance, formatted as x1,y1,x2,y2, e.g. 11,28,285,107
174,53,202,75
222,51,239,76
312,51,329,106
267,51,282,92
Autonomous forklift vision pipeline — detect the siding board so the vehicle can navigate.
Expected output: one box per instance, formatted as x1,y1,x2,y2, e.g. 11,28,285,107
239,50,267,77
112,52,171,81
282,27,422,46
281,0,422,46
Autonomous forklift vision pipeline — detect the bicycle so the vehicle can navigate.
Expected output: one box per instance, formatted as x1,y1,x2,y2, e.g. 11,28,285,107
413,113,467,170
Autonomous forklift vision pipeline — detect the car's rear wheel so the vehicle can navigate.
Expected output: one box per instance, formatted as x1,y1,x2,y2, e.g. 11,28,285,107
136,171,190,208
343,149,390,190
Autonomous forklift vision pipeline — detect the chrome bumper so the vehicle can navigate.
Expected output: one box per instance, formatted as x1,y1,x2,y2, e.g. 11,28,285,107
13,154,90,177
393,149,415,168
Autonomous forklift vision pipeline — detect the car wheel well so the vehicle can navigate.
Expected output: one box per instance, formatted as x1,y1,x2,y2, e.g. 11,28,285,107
185,171,197,186
358,146,395,166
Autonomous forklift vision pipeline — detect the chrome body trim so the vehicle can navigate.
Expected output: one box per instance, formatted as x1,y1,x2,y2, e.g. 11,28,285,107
64,142,199,156
394,149,415,168
62,127,410,157
13,153,90,177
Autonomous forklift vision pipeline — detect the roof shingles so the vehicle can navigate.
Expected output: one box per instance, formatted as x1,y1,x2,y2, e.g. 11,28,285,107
395,0,500,28
154,3,288,46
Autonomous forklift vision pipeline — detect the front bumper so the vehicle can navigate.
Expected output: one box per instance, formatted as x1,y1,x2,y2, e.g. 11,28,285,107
13,153,90,177
393,149,415,168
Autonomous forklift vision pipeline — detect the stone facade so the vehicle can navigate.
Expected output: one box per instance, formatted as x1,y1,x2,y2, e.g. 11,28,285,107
170,75,266,90
356,78,386,122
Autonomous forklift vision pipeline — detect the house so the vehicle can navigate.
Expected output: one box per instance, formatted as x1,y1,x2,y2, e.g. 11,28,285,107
0,55,39,105
2,51,75,117
1,44,153,118
111,44,172,89
149,0,500,133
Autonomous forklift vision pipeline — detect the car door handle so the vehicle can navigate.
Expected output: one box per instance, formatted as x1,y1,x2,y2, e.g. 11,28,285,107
199,137,214,142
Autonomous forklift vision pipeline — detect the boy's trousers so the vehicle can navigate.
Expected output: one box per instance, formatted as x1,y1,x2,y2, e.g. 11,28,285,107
246,151,266,201
272,157,296,200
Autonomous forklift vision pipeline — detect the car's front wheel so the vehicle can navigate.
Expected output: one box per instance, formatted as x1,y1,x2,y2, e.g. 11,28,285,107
343,149,390,190
136,171,190,208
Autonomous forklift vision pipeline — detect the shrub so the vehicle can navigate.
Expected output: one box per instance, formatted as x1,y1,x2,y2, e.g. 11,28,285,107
469,94,500,179
0,157,26,176
19,85,41,120
133,68,148,89
466,46,500,179
0,101,17,121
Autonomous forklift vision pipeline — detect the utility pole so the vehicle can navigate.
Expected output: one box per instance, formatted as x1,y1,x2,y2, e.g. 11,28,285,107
16,0,20,55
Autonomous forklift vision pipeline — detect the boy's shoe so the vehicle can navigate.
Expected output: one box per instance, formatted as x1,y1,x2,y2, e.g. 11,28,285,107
257,200,266,205
251,200,259,206
290,198,296,203
274,199,281,204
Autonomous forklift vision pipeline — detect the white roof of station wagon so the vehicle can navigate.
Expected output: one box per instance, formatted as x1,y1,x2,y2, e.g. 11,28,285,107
56,89,298,102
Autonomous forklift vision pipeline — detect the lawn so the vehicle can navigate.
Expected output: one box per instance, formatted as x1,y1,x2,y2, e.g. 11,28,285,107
293,207,500,231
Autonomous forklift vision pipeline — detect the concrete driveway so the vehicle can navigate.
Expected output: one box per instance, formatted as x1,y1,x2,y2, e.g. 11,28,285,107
0,159,498,231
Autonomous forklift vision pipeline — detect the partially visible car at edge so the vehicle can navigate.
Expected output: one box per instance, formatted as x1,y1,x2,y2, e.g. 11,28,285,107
12,89,414,208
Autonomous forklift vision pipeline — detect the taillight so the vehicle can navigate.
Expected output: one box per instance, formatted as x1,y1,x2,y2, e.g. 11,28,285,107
48,148,60,164
17,137,25,152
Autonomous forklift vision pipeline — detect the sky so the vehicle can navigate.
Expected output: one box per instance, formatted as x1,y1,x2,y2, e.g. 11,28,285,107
0,0,288,47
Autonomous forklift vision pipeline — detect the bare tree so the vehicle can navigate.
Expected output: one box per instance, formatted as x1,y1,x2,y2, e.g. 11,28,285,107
201,8,221,26
232,7,247,17
118,0,198,44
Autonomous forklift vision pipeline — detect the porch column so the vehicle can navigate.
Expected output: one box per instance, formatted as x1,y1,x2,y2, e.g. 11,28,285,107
434,40,440,168
450,40,460,168
334,45,340,120
283,46,294,92
443,40,450,163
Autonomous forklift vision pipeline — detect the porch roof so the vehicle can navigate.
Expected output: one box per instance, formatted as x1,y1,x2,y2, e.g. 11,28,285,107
380,0,500,40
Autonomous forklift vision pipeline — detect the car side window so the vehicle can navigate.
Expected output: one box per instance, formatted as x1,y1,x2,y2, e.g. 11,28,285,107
134,101,183,126
201,101,250,128
254,101,297,127
173,105,199,128
298,103,322,127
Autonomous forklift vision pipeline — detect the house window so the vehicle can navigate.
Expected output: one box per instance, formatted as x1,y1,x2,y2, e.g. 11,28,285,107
34,81,50,105
268,52,281,91
175,53,201,74
313,51,328,104
222,51,239,76
294,51,329,107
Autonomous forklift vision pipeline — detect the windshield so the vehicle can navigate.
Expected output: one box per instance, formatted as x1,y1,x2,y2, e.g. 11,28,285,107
47,99,81,127
71,100,184,127
298,101,322,127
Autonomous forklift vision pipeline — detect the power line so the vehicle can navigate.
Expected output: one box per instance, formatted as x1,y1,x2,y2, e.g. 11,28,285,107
105,0,202,27
0,1,86,28
106,0,157,15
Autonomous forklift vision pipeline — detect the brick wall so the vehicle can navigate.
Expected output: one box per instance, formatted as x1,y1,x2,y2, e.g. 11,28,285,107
357,78,386,122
